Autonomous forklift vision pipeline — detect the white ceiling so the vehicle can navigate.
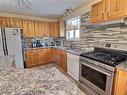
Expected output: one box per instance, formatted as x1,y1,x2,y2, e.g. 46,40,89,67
0,0,90,19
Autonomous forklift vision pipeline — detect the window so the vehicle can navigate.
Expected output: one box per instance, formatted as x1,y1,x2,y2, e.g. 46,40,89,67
66,17,80,40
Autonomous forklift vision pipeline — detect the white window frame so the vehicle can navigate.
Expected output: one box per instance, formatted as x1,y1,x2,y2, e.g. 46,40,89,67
66,17,81,41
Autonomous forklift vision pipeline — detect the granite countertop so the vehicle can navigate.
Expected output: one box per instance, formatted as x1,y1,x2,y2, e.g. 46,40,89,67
24,46,85,56
0,56,14,71
0,64,87,95
116,62,127,71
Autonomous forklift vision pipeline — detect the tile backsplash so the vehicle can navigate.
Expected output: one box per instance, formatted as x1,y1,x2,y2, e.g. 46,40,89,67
23,37,65,48
64,12,127,51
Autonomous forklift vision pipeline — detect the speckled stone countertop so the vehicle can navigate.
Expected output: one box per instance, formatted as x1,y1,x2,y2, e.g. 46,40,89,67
24,46,85,56
116,61,127,71
0,63,87,95
0,56,14,71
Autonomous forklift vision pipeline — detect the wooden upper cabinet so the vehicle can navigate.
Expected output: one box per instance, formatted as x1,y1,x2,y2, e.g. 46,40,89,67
49,22,54,37
91,1,104,23
9,17,22,28
91,0,127,23
22,19,35,37
44,22,50,37
0,17,10,27
114,68,127,95
49,22,60,37
34,21,43,37
59,20,65,37
54,22,60,37
34,21,40,37
108,0,126,20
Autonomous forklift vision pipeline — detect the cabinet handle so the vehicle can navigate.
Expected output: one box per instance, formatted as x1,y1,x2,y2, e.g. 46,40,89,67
102,13,104,20
107,12,109,18
116,2,118,11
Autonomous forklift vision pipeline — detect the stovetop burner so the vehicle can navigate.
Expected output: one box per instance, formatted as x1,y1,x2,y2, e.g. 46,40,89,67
80,48,127,67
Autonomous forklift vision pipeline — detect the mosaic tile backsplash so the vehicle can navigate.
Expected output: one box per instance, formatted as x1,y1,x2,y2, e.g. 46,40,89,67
23,37,65,48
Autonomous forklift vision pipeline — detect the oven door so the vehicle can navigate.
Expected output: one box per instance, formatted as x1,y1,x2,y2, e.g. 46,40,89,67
79,60,114,95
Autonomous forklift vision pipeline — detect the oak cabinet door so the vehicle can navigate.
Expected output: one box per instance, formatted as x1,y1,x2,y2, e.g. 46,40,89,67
91,1,104,23
9,17,22,28
49,22,60,37
37,49,47,65
53,22,60,37
49,22,54,37
40,22,46,37
34,21,40,37
34,21,43,37
0,17,9,27
60,50,67,72
22,19,35,37
114,68,127,95
109,0,125,20
52,48,57,63
59,20,65,37
44,22,50,37
91,3,98,23
46,48,53,63
25,50,38,67
55,49,61,66
34,21,49,37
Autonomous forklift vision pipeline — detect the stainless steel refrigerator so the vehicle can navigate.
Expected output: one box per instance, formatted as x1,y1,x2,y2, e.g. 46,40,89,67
0,28,24,68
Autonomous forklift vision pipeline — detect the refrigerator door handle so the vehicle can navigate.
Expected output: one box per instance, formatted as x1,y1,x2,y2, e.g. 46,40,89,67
1,28,8,56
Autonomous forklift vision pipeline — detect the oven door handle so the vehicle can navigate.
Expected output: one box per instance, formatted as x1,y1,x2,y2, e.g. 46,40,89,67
80,61,112,77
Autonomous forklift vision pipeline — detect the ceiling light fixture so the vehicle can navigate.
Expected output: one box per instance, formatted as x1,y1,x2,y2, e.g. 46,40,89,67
16,0,32,9
64,8,73,16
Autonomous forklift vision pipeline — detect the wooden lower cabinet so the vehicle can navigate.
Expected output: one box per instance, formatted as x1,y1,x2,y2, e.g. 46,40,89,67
25,50,38,67
60,50,67,72
52,49,67,72
56,49,61,66
25,48,67,72
37,48,47,65
113,68,127,95
46,48,53,63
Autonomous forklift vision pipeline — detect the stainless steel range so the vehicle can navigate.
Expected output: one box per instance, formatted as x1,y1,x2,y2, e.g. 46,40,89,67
79,47,127,95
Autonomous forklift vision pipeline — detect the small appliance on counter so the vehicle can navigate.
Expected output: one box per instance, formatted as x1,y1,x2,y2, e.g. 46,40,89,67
31,39,42,48
36,40,42,47
31,40,37,48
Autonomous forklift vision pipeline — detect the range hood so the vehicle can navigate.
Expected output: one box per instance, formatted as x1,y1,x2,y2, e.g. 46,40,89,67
85,18,127,29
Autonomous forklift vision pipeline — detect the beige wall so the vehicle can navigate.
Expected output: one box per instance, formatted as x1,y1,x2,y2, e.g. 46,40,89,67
0,12,58,22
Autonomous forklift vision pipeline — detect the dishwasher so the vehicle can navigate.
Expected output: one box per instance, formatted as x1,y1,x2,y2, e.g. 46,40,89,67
67,53,79,81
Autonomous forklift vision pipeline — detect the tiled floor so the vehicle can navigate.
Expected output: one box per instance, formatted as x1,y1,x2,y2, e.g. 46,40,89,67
0,64,87,95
